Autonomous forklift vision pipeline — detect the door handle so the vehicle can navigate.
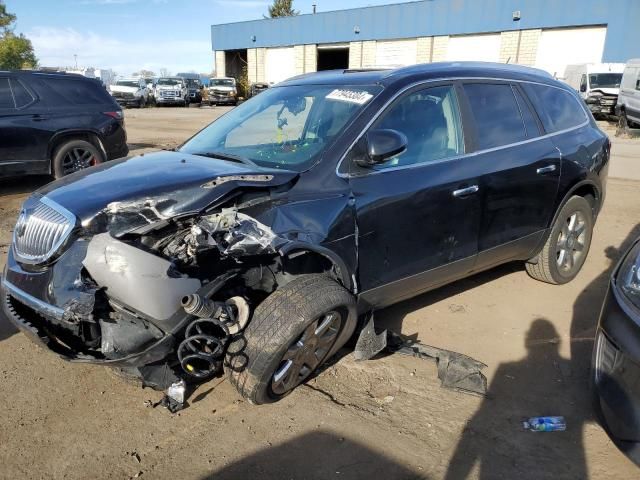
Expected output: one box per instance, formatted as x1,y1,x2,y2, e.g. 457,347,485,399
452,185,479,198
31,114,48,122
536,165,557,174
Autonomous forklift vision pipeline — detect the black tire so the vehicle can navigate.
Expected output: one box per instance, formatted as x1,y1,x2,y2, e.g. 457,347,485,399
52,139,104,179
526,195,593,284
139,97,146,108
226,274,356,405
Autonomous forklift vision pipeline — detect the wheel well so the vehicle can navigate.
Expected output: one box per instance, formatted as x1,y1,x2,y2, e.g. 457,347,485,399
49,132,103,161
278,250,350,291
571,184,598,216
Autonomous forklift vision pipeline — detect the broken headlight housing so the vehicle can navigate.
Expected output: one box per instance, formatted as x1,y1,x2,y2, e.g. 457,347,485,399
617,240,640,311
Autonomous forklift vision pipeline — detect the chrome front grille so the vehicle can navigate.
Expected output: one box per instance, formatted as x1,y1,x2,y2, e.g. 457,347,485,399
594,330,619,386
13,197,76,264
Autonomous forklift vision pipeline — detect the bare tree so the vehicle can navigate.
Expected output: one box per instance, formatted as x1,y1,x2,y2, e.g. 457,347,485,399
159,68,171,77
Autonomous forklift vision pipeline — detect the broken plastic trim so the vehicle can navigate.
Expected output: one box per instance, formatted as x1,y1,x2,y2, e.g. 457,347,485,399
354,316,488,396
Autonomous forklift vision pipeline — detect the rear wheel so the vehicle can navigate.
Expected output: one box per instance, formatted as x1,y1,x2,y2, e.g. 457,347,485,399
526,195,593,284
52,139,103,179
226,275,356,404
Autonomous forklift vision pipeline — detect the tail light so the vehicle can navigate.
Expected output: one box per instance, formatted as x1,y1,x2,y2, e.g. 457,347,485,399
104,111,124,121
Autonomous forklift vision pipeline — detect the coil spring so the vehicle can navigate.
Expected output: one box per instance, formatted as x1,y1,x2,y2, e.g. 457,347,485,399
177,318,230,378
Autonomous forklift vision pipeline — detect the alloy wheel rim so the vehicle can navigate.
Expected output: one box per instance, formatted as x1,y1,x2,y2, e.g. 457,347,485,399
556,211,587,274
271,310,342,395
62,148,97,174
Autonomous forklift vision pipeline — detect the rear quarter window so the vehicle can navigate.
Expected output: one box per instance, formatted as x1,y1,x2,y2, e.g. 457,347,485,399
0,78,13,108
41,77,113,106
522,83,587,133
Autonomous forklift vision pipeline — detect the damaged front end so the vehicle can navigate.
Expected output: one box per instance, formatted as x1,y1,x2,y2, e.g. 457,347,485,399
1,158,340,404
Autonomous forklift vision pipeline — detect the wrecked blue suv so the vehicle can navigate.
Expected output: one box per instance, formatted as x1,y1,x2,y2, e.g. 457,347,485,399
1,63,609,406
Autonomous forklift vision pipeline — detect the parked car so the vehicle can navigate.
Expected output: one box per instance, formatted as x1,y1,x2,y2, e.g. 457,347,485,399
250,82,270,98
0,70,128,178
1,63,609,407
177,73,203,105
564,63,625,118
592,235,640,464
109,78,149,108
616,59,640,129
143,77,156,104
208,77,237,105
155,77,188,107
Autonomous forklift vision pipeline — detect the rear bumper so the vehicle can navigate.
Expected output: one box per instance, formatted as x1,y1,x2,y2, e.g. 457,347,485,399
102,122,128,160
114,98,142,106
593,271,640,460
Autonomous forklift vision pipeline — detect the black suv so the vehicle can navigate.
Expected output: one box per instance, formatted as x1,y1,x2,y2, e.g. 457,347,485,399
0,71,128,179
1,63,609,407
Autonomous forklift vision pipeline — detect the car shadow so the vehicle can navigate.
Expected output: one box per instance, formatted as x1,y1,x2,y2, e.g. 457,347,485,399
201,431,426,480
0,175,51,197
0,310,18,342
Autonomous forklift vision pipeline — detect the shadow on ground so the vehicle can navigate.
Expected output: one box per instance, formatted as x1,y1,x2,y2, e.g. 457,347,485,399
0,310,17,342
202,431,425,480
0,176,51,197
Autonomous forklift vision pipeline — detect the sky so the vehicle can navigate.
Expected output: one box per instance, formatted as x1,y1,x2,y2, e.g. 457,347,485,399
8,0,411,77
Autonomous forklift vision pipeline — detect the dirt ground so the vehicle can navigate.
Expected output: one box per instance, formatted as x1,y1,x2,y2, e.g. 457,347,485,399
0,108,639,480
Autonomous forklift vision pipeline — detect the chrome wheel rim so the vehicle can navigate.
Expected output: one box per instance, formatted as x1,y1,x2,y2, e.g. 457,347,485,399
556,211,587,274
61,147,97,174
271,310,342,395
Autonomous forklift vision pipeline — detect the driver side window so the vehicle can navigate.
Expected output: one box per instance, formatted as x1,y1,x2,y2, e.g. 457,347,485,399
372,85,464,170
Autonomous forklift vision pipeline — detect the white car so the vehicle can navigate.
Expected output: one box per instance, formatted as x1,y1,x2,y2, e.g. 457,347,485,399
208,77,238,106
616,59,640,129
109,78,149,108
564,63,625,117
155,77,188,107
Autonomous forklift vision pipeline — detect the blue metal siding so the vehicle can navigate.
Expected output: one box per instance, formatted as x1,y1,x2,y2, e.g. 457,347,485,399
211,0,639,63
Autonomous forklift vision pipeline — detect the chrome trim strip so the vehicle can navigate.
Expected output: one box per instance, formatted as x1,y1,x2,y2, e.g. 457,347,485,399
336,76,588,179
2,278,65,320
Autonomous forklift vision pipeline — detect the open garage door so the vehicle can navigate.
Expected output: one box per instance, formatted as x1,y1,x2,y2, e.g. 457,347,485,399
447,33,501,62
375,39,417,67
535,26,607,79
265,47,296,85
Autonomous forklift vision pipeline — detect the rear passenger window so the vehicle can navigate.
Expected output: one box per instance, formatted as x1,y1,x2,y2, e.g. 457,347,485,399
523,84,587,133
10,79,34,108
0,78,13,108
463,83,526,150
513,87,541,138
44,77,110,105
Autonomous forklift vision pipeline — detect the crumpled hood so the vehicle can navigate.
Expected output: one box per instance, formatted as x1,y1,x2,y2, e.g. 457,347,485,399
36,151,298,235
589,87,619,96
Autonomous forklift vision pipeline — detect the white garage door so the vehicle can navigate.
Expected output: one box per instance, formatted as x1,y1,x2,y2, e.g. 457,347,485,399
376,39,417,67
535,26,606,79
447,33,501,62
265,47,296,84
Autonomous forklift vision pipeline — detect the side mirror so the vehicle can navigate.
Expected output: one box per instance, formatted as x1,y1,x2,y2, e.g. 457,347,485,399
357,129,407,167
580,84,587,93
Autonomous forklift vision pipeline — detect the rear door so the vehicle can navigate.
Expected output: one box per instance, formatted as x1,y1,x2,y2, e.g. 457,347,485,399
0,76,51,176
459,81,561,271
621,67,640,123
347,83,482,308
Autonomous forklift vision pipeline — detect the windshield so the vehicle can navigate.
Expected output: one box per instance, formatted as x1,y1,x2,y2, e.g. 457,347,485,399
589,73,622,89
180,84,381,171
211,79,235,87
185,79,201,88
158,78,181,86
116,80,139,88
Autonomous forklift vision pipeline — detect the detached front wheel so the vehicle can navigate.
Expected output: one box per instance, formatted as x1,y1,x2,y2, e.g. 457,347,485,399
226,275,356,404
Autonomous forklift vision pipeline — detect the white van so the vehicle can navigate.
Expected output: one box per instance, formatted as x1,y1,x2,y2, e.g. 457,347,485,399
564,63,625,117
616,59,640,128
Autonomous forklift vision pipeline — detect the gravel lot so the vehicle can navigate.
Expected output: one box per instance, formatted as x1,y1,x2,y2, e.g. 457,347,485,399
0,108,639,480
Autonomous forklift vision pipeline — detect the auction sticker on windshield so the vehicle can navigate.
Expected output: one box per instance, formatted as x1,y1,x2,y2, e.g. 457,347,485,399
326,89,374,105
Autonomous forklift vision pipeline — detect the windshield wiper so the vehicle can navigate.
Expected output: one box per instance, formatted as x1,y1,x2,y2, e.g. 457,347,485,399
190,151,257,166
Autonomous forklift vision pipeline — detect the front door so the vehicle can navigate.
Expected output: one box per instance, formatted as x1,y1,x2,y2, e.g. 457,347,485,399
346,83,482,308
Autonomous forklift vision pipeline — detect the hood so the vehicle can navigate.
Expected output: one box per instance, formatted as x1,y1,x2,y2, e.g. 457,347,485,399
111,85,138,93
36,151,298,235
589,87,619,96
157,84,182,90
210,85,235,92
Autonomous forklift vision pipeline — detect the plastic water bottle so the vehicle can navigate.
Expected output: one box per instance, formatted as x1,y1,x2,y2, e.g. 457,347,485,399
523,416,566,432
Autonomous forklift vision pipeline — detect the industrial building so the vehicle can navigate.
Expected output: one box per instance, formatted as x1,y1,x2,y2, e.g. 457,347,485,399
210,0,639,84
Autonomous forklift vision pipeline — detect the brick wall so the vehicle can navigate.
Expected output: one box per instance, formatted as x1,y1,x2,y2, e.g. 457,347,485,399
499,29,541,66
416,37,433,63
432,36,449,62
304,44,317,73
